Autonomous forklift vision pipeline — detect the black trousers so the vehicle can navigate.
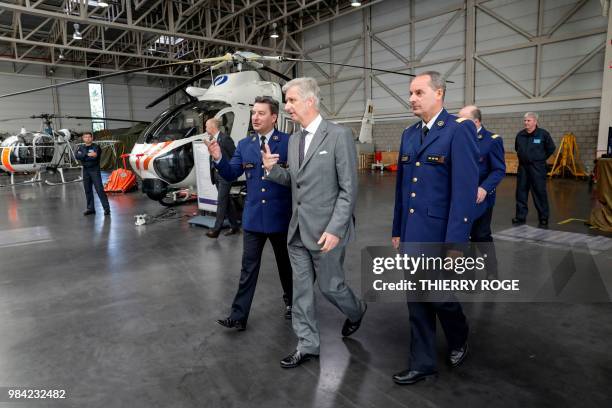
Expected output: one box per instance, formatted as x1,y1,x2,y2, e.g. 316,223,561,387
470,205,498,278
407,301,469,372
83,166,109,211
229,230,293,322
213,178,239,231
515,162,549,221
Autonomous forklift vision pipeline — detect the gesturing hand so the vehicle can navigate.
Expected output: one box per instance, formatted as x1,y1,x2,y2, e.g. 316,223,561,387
208,140,222,161
318,232,340,253
262,143,279,172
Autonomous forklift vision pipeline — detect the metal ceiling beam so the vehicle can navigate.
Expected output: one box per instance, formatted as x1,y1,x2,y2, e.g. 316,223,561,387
0,2,300,54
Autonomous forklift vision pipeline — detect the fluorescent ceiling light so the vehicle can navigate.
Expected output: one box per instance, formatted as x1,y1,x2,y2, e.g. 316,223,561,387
351,1,362,6
155,35,185,46
98,1,109,7
270,22,279,39
72,23,82,40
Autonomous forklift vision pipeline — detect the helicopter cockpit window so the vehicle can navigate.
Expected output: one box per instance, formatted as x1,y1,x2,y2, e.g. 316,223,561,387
218,112,235,138
143,100,231,144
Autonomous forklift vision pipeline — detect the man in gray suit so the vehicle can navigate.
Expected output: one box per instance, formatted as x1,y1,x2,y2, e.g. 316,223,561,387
263,77,367,368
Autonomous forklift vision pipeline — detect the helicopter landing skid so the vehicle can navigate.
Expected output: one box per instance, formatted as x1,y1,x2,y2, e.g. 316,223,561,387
44,168,83,186
0,172,43,188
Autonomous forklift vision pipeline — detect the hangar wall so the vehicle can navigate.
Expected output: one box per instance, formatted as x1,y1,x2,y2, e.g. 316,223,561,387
302,0,608,168
0,63,169,135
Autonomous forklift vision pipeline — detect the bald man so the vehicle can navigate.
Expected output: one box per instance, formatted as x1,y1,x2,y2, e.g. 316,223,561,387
458,105,505,278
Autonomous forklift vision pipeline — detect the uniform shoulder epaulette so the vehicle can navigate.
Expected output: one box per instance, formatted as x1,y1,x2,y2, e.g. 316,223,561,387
491,134,500,139
455,117,468,123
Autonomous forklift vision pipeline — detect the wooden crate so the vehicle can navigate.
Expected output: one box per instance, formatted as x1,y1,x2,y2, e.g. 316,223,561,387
359,153,375,170
380,151,399,166
505,152,518,174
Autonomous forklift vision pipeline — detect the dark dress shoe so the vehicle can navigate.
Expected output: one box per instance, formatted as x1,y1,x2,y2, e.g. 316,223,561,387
83,210,96,216
284,305,292,320
448,341,469,367
206,229,220,238
342,303,367,337
392,369,437,385
511,217,525,225
280,350,318,368
538,219,548,228
224,227,240,236
216,317,246,331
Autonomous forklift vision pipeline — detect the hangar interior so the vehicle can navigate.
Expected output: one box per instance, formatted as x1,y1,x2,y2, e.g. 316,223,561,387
0,0,611,407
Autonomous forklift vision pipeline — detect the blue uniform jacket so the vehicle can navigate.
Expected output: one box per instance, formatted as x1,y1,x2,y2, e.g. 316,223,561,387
392,109,479,243
474,126,506,216
215,129,292,234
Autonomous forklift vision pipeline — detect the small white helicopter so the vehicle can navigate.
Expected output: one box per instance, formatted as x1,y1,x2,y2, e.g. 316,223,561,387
0,113,146,187
0,52,414,203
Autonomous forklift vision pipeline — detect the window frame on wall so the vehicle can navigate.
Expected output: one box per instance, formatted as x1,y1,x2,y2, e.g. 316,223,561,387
88,82,106,132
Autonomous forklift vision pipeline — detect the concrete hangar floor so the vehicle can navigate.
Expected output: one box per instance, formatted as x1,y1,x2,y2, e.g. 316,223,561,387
0,170,610,407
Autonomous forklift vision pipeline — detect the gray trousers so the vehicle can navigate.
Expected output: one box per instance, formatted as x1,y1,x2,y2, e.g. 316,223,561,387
287,231,363,355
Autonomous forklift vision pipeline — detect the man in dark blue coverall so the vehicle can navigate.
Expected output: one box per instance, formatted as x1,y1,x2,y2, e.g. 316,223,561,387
512,112,556,228
75,132,110,216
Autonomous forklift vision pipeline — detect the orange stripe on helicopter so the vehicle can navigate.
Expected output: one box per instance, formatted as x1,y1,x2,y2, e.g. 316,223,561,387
143,141,172,170
135,143,157,170
1,147,15,173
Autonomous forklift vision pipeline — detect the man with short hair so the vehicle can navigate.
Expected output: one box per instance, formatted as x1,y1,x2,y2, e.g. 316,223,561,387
263,77,367,369
458,105,505,244
205,117,240,238
391,71,479,385
208,96,293,329
512,112,555,228
75,132,110,216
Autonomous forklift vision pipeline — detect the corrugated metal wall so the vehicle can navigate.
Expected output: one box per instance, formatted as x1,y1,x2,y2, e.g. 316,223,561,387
0,65,169,136
302,0,607,120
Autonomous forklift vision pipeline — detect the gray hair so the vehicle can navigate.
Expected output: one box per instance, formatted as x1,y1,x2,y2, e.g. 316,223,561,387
524,112,539,121
282,77,320,109
416,70,447,100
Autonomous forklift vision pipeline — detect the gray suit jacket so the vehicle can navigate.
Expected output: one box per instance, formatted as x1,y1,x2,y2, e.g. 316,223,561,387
266,118,357,250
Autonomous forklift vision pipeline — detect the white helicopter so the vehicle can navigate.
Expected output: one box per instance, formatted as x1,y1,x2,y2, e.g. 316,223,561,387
0,52,415,203
0,113,146,187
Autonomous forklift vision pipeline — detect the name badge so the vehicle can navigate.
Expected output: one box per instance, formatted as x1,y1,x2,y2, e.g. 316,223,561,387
400,155,410,163
243,163,255,170
533,138,541,144
426,155,445,164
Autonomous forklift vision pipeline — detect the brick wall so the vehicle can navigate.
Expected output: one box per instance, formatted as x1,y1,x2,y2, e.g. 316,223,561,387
347,107,600,172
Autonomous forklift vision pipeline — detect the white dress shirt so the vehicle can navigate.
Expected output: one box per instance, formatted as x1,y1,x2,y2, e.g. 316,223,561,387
302,114,323,156
421,108,444,132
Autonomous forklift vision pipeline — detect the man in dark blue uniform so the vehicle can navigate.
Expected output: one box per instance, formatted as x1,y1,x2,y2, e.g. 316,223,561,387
208,96,293,330
75,132,110,216
459,105,505,277
513,112,556,228
391,71,479,385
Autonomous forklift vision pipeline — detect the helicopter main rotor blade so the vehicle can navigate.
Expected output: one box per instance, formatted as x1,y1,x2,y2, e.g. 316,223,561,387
63,115,149,124
0,61,193,100
146,67,213,109
0,116,35,123
262,56,454,83
0,55,233,100
258,65,292,82
146,59,231,109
